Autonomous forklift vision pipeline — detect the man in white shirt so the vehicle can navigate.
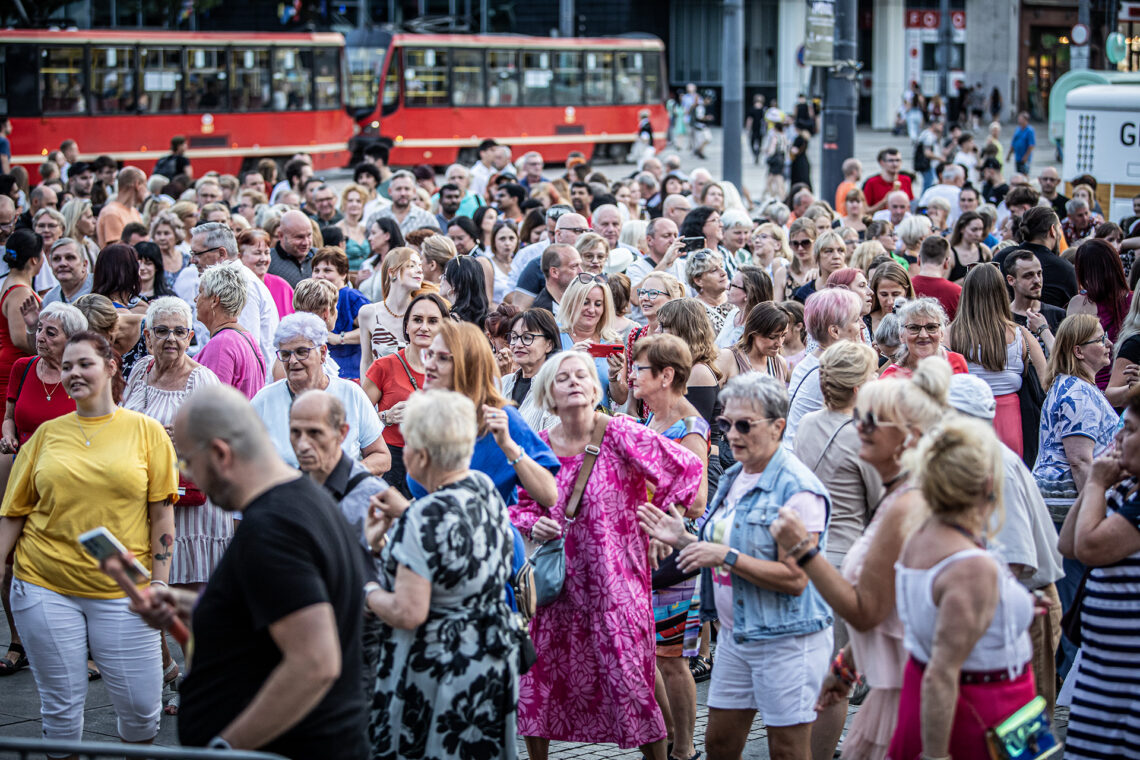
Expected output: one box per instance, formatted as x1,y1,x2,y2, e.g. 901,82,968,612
370,171,439,236
469,139,499,198
871,190,912,227
917,163,964,224
176,222,279,364
591,204,638,272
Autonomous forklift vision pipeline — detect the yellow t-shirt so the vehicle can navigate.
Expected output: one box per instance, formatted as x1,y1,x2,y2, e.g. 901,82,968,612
1,409,178,598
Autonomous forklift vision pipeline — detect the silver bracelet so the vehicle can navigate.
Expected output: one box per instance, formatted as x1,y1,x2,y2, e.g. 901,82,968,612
150,580,168,588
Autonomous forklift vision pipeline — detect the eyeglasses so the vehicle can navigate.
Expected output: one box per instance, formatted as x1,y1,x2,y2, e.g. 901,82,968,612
715,416,774,435
422,348,453,363
852,408,903,434
276,346,316,362
789,239,813,248
557,226,590,236
575,273,608,286
637,288,667,300
729,282,747,291
507,332,542,346
630,363,653,375
1081,333,1111,347
151,326,191,340
190,245,222,258
0,220,14,230
903,322,941,336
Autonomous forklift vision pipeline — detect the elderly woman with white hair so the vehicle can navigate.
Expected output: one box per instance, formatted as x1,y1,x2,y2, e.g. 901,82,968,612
924,196,952,236
881,297,969,378
721,208,754,271
364,390,521,759
896,215,932,268
511,350,702,760
193,260,266,399
687,249,733,333
122,296,227,588
639,372,832,760
32,208,66,292
251,312,388,474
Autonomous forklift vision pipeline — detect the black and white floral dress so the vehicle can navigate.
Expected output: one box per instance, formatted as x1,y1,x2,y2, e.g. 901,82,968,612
370,470,519,760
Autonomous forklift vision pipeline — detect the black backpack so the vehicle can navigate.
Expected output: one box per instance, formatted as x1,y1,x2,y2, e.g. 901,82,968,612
913,139,931,172
153,154,179,178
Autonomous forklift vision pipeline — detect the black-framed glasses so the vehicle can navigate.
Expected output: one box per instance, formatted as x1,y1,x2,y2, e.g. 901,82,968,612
151,326,191,340
276,346,316,362
852,408,903,434
637,288,667,300
715,416,774,435
965,260,1000,271
1081,333,1111,348
507,332,542,346
729,282,747,291
575,273,607,286
558,226,590,236
903,322,941,336
190,245,222,258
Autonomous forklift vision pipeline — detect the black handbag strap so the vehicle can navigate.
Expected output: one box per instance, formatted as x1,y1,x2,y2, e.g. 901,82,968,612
14,356,38,400
565,414,608,521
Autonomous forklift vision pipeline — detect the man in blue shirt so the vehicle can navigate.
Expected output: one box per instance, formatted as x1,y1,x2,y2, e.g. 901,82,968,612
1008,111,1036,175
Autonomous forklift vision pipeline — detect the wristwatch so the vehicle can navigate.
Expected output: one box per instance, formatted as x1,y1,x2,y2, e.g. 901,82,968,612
364,581,382,598
207,736,232,750
723,548,740,567
380,410,388,425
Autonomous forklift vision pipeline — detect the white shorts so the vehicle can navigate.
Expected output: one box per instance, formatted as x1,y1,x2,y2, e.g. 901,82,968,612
707,627,832,727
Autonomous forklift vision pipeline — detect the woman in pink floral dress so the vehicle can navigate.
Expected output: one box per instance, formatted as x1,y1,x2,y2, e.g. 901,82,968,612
510,350,702,760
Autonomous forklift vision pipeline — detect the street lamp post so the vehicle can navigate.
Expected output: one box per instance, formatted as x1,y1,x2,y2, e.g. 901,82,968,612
722,0,745,190
820,0,858,203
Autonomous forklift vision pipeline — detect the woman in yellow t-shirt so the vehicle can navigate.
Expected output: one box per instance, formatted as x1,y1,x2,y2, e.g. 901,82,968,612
0,331,177,747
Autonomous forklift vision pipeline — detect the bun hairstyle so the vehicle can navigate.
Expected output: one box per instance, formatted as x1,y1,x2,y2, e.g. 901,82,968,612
914,416,1004,534
1017,206,1059,245
818,341,878,411
4,229,42,270
910,355,951,407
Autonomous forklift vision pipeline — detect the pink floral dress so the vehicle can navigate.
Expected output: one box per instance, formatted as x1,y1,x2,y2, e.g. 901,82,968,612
509,414,702,748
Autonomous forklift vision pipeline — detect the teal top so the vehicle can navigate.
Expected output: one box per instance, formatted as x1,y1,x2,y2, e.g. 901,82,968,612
345,237,371,271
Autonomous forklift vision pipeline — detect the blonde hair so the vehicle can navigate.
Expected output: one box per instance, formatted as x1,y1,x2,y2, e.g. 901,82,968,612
293,277,338,315
754,222,793,262
914,416,1004,532
379,247,422,300
850,240,887,274
635,272,685,300
856,356,950,436
813,229,848,266
1045,314,1100,388
558,278,619,342
531,351,604,415
419,234,457,274
818,341,878,411
339,183,369,219
436,320,507,433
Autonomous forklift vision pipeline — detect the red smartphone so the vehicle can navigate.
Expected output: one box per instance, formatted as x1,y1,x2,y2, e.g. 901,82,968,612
587,343,625,359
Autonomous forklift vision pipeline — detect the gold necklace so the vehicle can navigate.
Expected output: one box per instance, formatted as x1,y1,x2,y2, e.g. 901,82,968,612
37,362,62,401
382,297,404,319
75,409,116,447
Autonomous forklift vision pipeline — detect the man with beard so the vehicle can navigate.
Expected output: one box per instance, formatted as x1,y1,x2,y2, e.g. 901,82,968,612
132,385,368,759
1005,248,1063,357
372,170,438,236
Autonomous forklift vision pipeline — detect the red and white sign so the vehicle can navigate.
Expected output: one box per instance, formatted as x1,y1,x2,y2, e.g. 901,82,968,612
905,9,966,29
1120,2,1140,22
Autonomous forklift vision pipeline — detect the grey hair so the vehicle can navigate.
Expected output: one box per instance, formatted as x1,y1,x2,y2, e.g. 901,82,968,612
1066,197,1089,215
874,311,903,356
444,163,469,179
894,297,947,365
941,164,964,182
389,169,416,184
685,248,725,290
33,207,67,230
400,390,477,472
274,311,328,349
39,302,88,336
253,205,281,231
719,372,790,422
190,221,238,259
926,197,952,215
145,295,193,329
530,351,604,415
762,201,791,227
49,237,80,255
635,171,658,189
896,215,932,249
721,208,752,230
198,259,248,318
178,385,274,467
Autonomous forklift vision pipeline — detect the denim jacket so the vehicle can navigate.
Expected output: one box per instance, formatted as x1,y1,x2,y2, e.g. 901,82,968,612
699,445,833,642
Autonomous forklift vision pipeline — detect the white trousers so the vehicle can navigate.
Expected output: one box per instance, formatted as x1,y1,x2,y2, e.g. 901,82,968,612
10,578,162,747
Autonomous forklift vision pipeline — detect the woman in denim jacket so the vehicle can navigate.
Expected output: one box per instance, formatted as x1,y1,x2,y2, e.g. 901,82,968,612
640,372,832,760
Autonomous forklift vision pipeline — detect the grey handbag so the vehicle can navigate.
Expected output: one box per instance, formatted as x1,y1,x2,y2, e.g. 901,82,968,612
531,414,609,607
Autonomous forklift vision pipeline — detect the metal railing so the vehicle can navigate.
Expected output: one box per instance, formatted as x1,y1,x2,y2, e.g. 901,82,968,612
0,737,285,760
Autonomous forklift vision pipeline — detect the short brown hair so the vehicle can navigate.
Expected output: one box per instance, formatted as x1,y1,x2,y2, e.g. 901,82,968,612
312,245,349,278
293,277,338,315
633,333,692,393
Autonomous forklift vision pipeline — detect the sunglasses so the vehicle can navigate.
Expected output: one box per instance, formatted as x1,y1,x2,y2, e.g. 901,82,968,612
575,273,608,286
852,408,903,433
789,239,813,248
715,416,773,435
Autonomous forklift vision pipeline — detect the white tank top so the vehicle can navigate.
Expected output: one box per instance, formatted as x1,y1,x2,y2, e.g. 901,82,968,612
895,548,1033,675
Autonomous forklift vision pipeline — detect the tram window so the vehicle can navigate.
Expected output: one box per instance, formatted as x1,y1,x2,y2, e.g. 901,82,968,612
521,52,552,106
643,51,662,102
313,48,340,109
347,47,385,110
140,47,181,113
273,49,313,110
381,53,399,115
231,48,271,111
90,46,136,114
615,52,644,105
41,47,86,114
404,48,448,107
487,50,519,106
553,52,583,106
451,49,484,107
186,47,228,111
584,51,613,105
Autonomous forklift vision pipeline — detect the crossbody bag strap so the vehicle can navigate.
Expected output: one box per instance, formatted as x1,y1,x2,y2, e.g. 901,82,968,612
395,350,419,391
218,326,265,375
14,356,38,401
809,418,854,471
564,414,609,521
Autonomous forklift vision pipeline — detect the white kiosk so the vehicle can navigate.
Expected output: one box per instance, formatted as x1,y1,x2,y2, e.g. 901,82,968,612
1063,84,1140,224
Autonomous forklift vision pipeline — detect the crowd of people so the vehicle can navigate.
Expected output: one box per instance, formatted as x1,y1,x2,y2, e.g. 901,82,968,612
1,123,1140,760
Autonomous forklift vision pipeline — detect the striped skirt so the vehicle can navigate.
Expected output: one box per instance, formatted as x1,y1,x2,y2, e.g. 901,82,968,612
170,501,235,586
1063,559,1140,759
